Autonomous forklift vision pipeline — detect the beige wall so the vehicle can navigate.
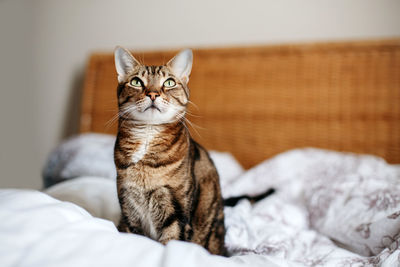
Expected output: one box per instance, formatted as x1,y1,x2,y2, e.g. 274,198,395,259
1,0,400,189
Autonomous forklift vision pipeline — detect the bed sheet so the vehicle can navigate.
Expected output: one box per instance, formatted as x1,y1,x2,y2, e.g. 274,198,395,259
1,148,400,266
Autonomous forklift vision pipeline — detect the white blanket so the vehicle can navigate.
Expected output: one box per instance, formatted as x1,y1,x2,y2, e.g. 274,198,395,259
1,148,400,267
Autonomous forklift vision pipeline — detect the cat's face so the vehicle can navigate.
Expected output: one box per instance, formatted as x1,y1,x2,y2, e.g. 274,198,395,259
114,47,192,124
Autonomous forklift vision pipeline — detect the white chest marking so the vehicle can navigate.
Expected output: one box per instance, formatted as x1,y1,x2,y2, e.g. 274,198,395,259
131,126,157,163
131,142,147,163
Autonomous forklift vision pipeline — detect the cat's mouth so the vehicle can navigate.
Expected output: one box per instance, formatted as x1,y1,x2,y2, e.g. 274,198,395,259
144,103,161,112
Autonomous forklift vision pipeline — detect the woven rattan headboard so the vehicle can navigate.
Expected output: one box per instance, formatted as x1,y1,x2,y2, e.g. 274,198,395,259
80,40,400,169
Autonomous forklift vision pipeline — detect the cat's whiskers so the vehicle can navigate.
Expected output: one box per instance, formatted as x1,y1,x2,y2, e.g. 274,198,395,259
175,112,192,135
187,100,199,111
164,101,203,128
161,99,198,118
107,105,141,128
183,117,203,139
106,105,136,128
135,99,148,112
159,100,203,139
174,110,203,140
105,116,119,129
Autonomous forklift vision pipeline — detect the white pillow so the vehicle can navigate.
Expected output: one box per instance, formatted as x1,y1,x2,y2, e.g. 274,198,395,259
45,176,120,225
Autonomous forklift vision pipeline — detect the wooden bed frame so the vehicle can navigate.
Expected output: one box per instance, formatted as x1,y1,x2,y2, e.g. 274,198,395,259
80,39,400,169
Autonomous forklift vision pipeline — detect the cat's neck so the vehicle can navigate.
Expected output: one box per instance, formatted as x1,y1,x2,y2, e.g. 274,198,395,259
118,119,189,164
118,119,187,140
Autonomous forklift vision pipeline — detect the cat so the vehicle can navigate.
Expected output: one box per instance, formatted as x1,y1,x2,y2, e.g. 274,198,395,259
113,47,274,256
114,47,226,255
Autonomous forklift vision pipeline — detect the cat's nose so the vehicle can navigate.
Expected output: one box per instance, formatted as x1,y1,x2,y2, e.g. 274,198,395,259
146,91,160,101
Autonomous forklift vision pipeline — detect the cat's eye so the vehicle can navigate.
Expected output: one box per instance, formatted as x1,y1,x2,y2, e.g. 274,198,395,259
163,79,176,88
130,77,143,88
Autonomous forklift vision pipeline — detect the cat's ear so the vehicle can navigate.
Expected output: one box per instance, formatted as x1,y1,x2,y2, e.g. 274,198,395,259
114,46,140,83
167,49,193,83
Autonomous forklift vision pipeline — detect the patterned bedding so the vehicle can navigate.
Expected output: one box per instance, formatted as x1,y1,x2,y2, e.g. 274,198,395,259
1,134,399,267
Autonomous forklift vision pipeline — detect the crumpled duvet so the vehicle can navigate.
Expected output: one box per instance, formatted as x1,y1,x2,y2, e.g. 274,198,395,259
2,145,400,266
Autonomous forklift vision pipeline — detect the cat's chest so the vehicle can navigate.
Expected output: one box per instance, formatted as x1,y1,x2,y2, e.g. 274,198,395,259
128,126,158,163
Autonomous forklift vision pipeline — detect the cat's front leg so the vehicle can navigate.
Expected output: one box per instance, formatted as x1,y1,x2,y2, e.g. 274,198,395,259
158,221,192,245
149,186,190,244
158,221,181,245
118,214,144,235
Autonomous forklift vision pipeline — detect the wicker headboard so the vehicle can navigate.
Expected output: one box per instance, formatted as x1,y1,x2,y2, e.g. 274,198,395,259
80,40,400,169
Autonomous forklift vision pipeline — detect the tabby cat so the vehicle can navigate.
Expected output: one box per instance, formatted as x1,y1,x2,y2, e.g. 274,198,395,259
114,47,226,255
113,47,275,255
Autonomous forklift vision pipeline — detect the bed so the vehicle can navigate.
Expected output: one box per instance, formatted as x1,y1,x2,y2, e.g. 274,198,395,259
1,39,400,267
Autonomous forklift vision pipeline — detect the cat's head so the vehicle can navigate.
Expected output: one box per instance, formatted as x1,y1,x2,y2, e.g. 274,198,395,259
114,46,192,125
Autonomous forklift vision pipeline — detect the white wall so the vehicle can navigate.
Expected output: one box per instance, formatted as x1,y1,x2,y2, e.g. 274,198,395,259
0,0,37,188
1,0,400,189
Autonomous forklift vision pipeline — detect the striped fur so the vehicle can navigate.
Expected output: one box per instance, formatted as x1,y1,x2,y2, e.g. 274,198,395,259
114,47,226,255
